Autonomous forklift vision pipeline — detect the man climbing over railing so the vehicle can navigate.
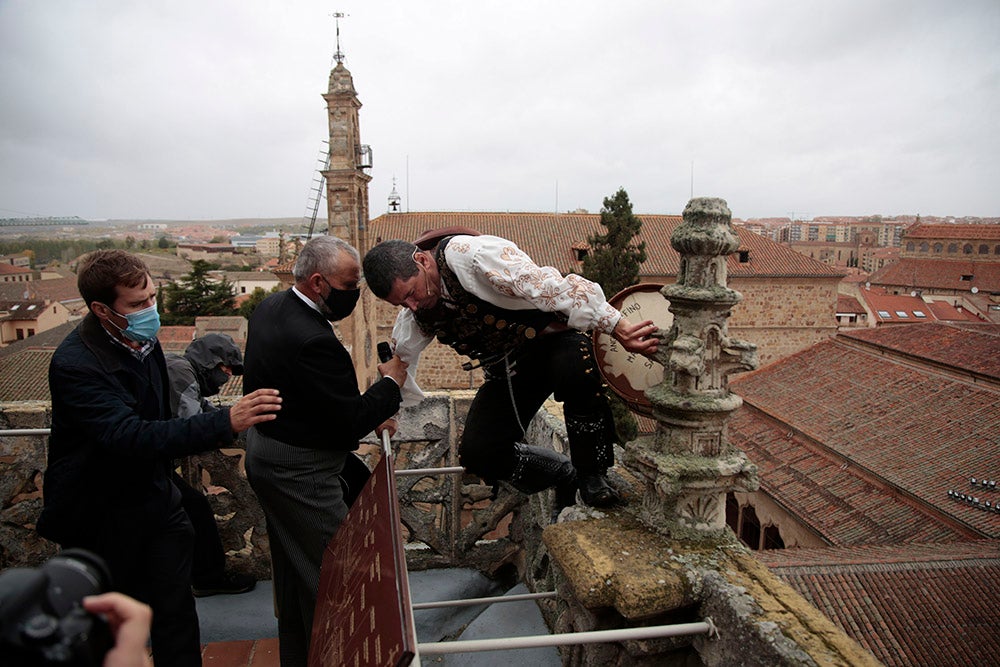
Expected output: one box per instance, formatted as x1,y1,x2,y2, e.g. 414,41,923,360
362,231,658,519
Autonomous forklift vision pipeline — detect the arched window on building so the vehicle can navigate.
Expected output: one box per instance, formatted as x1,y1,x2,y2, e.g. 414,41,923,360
933,243,943,253
979,244,990,255
740,505,762,550
762,525,785,550
726,493,739,534
964,244,973,254
919,242,929,253
948,243,959,253
906,242,915,252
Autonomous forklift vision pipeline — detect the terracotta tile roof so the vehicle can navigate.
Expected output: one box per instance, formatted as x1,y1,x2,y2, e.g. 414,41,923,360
836,295,865,314
857,288,937,324
869,257,1000,293
731,335,1000,539
904,223,1000,240
0,263,31,276
26,276,82,304
840,322,1000,379
730,405,972,545
368,212,845,279
0,348,54,401
158,325,197,352
757,541,1000,667
925,300,983,322
0,300,49,322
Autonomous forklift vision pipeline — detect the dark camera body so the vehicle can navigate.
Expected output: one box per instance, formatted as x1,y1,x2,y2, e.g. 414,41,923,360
0,549,114,666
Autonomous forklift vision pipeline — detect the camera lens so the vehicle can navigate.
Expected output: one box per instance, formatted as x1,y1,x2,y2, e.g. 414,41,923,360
42,549,113,619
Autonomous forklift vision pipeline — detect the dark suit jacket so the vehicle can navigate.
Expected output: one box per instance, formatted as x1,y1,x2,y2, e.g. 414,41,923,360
243,288,400,450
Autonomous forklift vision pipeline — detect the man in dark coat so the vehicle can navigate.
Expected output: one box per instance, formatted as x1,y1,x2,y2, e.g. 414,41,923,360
38,250,282,667
243,235,407,667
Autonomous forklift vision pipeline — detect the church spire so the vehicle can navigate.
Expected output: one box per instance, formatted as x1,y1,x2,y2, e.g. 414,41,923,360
322,10,371,250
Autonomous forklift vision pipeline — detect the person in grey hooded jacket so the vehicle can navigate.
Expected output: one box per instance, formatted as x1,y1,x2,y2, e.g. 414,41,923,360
164,333,256,597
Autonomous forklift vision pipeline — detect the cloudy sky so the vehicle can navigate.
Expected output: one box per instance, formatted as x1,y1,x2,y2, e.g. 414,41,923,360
1,1,998,221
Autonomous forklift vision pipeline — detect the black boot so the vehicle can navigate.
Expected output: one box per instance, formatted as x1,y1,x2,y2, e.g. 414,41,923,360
578,473,622,508
509,443,578,521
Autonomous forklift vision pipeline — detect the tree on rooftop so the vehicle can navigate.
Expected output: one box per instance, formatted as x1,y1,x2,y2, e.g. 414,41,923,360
581,186,647,443
160,260,236,325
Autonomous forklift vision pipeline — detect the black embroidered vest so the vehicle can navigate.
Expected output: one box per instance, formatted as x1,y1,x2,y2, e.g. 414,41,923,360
413,237,566,369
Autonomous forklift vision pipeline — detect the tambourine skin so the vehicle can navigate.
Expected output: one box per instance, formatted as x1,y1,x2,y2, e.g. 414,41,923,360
593,283,672,417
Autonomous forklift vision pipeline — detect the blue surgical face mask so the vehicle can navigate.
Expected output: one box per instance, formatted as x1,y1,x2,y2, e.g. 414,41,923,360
106,302,161,342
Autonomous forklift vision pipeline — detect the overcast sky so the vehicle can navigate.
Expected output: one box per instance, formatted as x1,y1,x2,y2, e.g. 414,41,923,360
1,1,998,222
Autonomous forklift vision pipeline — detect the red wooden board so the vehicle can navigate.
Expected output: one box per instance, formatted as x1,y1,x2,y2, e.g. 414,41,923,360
308,455,416,667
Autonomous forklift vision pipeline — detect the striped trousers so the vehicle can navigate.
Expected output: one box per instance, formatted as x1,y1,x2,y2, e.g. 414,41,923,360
245,427,349,667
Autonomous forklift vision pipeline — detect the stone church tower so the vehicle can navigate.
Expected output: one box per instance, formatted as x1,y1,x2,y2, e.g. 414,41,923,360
323,61,371,249
322,56,379,381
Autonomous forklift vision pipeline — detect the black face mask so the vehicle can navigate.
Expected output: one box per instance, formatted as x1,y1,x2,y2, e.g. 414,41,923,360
321,279,360,322
196,366,231,397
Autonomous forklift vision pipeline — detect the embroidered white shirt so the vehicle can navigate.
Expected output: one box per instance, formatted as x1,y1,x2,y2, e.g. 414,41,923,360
390,235,623,406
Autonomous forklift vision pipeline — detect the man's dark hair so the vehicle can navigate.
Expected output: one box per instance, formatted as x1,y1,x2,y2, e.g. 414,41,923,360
363,239,421,298
77,250,151,310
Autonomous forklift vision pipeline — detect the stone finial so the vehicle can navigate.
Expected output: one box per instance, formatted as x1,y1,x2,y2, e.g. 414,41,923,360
624,197,759,541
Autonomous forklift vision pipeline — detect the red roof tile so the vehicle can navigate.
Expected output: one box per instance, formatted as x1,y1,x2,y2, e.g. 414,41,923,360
904,223,1000,240
731,335,1000,540
0,264,32,275
925,300,983,322
757,541,1000,667
858,288,937,324
841,322,1000,378
836,295,865,314
730,405,972,545
869,257,1000,293
0,348,54,401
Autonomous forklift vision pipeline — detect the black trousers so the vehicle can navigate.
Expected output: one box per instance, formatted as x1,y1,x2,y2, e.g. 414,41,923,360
173,471,227,585
459,330,617,481
72,486,200,667
245,427,350,667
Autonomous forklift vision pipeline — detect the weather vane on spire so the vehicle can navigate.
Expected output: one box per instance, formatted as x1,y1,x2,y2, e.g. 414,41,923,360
331,12,348,65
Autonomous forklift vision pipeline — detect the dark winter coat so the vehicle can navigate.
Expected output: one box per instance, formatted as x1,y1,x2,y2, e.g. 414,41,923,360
37,313,234,545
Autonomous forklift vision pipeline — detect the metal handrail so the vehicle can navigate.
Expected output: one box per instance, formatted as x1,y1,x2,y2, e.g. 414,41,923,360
417,619,717,655
412,591,557,610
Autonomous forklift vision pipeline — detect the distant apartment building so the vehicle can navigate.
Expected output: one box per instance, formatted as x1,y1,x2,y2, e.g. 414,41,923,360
1,253,32,268
0,299,73,347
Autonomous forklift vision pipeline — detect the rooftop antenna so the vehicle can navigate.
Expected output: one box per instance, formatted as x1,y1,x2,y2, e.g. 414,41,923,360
331,12,348,65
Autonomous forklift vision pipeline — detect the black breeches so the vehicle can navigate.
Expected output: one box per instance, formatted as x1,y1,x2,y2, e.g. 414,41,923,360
459,330,616,480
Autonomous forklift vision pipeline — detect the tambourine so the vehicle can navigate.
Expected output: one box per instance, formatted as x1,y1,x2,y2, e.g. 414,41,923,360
593,283,672,417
